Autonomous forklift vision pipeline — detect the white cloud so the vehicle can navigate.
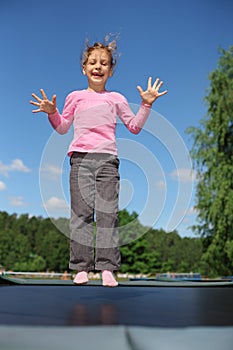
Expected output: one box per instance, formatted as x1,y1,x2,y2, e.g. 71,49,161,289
156,180,166,190
0,159,31,177
177,206,198,226
170,168,196,183
0,163,9,177
0,181,6,191
11,159,30,173
41,164,63,179
183,206,198,216
44,196,69,211
9,196,26,207
179,206,199,225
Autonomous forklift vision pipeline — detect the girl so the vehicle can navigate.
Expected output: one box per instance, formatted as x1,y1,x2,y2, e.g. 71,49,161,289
30,40,167,287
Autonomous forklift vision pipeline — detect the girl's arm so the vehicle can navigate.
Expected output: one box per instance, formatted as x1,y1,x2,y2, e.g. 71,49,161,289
30,89,74,134
137,77,167,106
117,77,167,134
30,88,57,114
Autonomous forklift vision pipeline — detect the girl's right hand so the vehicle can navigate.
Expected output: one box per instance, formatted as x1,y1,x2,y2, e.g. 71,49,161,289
30,89,57,114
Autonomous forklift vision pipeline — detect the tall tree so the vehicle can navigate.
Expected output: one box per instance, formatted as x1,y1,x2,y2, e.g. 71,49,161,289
187,46,233,276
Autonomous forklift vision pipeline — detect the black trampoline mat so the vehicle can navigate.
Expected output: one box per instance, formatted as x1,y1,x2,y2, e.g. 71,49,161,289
0,284,233,327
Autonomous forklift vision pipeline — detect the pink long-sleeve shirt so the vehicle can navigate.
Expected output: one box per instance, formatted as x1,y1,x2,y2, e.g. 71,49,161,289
48,90,151,156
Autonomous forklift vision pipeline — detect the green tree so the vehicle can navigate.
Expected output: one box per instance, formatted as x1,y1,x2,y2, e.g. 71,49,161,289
13,254,46,272
120,235,160,274
35,220,69,272
0,210,204,274
187,46,233,276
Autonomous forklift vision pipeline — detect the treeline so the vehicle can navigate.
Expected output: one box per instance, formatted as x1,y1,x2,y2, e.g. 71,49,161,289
0,210,206,275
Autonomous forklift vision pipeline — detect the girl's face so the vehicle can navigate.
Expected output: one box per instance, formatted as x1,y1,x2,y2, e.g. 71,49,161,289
83,48,113,92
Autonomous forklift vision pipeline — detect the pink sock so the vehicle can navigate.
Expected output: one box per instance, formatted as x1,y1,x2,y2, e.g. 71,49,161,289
102,270,118,287
73,271,89,285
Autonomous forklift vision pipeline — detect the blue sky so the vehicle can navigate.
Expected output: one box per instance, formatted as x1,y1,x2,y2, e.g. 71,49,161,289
0,0,233,237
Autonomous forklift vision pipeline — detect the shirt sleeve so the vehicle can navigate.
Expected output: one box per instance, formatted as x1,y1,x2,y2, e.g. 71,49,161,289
116,95,151,134
48,92,75,134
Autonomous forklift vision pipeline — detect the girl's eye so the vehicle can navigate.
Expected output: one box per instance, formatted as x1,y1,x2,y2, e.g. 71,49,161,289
87,60,109,66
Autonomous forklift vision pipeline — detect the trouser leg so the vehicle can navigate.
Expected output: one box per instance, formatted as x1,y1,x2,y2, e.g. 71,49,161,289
69,155,95,271
95,156,121,271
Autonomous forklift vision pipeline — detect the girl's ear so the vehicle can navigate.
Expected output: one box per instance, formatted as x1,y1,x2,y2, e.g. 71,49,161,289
109,68,113,77
82,66,86,75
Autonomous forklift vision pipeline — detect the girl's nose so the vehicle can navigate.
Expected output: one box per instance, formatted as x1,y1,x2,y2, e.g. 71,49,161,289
95,61,101,69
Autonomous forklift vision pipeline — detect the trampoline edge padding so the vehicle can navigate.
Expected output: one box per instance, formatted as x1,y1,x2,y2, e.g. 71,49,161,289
1,275,233,287
0,325,232,350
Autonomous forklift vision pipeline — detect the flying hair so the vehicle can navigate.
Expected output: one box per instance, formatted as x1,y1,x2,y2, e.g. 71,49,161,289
81,33,120,70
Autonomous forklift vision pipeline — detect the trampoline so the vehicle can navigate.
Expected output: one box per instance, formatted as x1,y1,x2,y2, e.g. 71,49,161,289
0,275,233,349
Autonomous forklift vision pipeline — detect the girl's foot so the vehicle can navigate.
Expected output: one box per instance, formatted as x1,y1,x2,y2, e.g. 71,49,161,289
102,270,118,287
73,271,89,285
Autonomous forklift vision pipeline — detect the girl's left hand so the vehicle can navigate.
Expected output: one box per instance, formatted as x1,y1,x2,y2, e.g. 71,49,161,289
137,77,168,106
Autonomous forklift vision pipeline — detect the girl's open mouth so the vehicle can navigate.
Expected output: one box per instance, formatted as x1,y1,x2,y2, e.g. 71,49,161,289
92,72,104,77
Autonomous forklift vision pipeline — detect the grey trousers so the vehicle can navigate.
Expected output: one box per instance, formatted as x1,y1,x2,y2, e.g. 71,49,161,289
69,152,121,272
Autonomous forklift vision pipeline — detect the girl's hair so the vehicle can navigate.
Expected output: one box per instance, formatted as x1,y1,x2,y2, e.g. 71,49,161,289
81,34,119,70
